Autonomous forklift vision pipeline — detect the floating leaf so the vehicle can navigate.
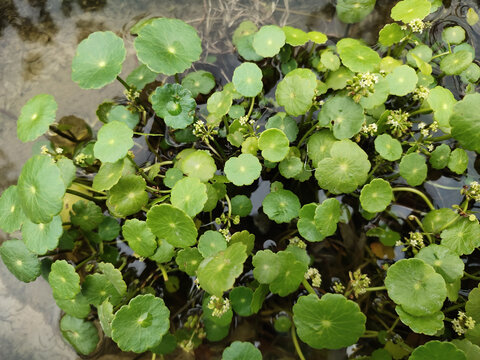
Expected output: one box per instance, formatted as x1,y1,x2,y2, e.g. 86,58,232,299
150,84,196,129
180,150,217,182
181,70,215,97
0,185,26,232
224,153,262,186
0,239,40,282
440,51,473,75
374,134,402,161
60,315,99,355
17,155,66,224
107,175,148,217
222,341,262,360
17,94,58,142
416,244,464,283
318,95,365,139
409,340,466,360
197,243,247,296
231,195,253,217
112,294,170,353
269,251,308,296
252,25,285,57
360,179,393,213
71,200,103,231
72,31,126,89
198,230,227,258
122,219,157,257
107,106,139,129
336,0,376,24
175,247,203,276
467,8,479,26
395,306,444,336
386,65,418,96
307,130,337,167
293,293,366,349
385,258,446,316
422,208,459,234
379,23,405,46
252,250,281,284
337,38,381,73
263,189,300,223
391,0,431,22
450,93,480,153
229,287,254,317
258,128,290,162
146,204,197,248
94,121,133,163
126,64,157,90
448,148,468,174
442,26,466,45
430,144,451,169
275,68,317,116
283,26,309,46
134,18,201,75
399,153,427,186
279,157,302,178
232,62,263,97
171,177,207,217
22,216,62,254
49,260,81,300
441,217,480,255
315,140,370,194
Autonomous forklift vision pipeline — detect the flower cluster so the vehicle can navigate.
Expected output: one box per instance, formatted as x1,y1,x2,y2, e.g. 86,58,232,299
349,270,371,297
304,267,322,287
347,72,379,102
361,122,378,136
218,228,231,242
289,236,307,249
412,86,430,101
463,181,480,202
333,281,345,294
238,115,256,126
124,88,143,113
387,109,410,137
193,119,218,141
418,120,439,137
452,311,476,335
401,19,427,33
74,153,90,165
396,232,425,250
207,295,230,318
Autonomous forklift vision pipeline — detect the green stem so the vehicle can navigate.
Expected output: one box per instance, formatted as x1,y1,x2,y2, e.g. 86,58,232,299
302,278,317,295
225,194,232,218
146,186,171,194
388,317,400,333
443,302,466,313
425,134,452,143
291,324,306,360
464,271,480,281
246,96,255,118
151,353,156,360
66,188,101,203
133,132,164,137
158,264,169,282
127,156,155,185
72,180,106,195
364,286,387,292
116,75,130,90
361,330,379,338
431,51,451,60
392,187,435,211
211,137,226,159
408,108,432,117
297,124,317,147
75,254,95,270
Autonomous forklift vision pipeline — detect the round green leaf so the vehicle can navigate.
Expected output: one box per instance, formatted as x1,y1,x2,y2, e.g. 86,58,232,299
55,292,91,319
450,93,480,153
72,31,126,89
49,260,81,300
320,51,341,71
416,244,464,283
224,153,262,186
318,95,365,139
315,140,370,194
440,51,473,75
461,63,480,83
222,341,262,360
171,177,207,217
423,208,459,234
180,150,217,182
17,155,66,224
447,148,468,174
71,200,103,231
325,66,354,90
269,251,308,296
0,239,40,282
231,195,253,217
407,45,433,68
134,18,202,75
82,273,122,306
17,94,58,142
229,287,254,317
279,157,302,178
232,63,263,97
386,65,418,96
441,217,480,255
150,84,196,129
94,121,133,163
233,20,258,45
390,0,431,22
107,106,139,129
150,239,175,264
360,179,393,213
410,340,466,360
274,315,292,332
314,198,341,238
336,39,381,73
375,134,402,161
258,128,289,162
98,216,121,241
427,86,456,132
385,258,447,316
430,144,451,169
175,247,203,276
395,306,444,336
293,293,366,349
298,203,324,242
22,215,62,254
112,294,170,353
163,168,183,188
282,26,308,46
92,159,125,191
262,189,300,223
379,23,405,47
198,230,227,258
126,64,157,90
307,31,327,44
60,315,99,355
122,219,157,257
252,25,285,57
275,68,317,116
0,185,26,233
307,130,337,167
399,153,427,186
442,26,466,45
107,175,148,217
252,250,281,284
97,299,114,337
336,0,375,24
452,339,480,360
204,318,230,342
181,70,215,97
146,204,198,248
197,242,247,296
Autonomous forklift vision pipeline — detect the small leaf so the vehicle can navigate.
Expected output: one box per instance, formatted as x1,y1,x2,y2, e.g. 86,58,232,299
60,315,99,355
232,62,263,97
92,159,125,191
447,148,468,174
429,144,451,169
0,239,41,282
171,177,207,217
282,26,309,46
181,70,215,97
360,179,393,213
94,121,133,163
269,251,307,296
374,134,402,161
378,23,405,46
198,230,227,258
390,0,431,22
442,26,466,45
440,51,473,75
0,185,27,233
54,292,91,319
22,216,63,255
17,94,58,142
180,150,217,182
107,175,148,217
275,68,317,116
224,153,262,186
49,260,81,300
467,8,479,26
441,217,480,255
336,0,376,24
231,195,253,217
450,93,480,153
150,84,196,129
336,38,381,73
252,250,281,284
126,64,157,90
318,95,364,140
252,25,285,57
222,341,262,360
122,219,157,257
262,189,301,223
386,65,418,96
71,200,103,231
98,299,114,337
107,106,139,129
399,153,427,186
229,287,254,317
175,247,203,276
307,130,337,167
409,340,466,360
258,128,290,162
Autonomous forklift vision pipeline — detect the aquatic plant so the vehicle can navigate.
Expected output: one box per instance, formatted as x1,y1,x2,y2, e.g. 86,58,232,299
1,0,480,358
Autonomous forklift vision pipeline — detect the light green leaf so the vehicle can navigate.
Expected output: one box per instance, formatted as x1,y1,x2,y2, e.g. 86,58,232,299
175,247,203,276
0,185,27,233
126,64,157,90
107,106,139,129
399,153,427,186
379,23,405,47
60,315,99,355
275,68,317,116
307,130,337,167
198,230,227,258
318,95,365,139
252,250,281,284
258,128,290,162
122,219,157,257
0,239,40,282
181,70,215,97
314,198,341,239
450,93,480,153
441,217,480,255
386,65,418,96
282,26,309,46
452,339,480,360
98,299,114,337
447,148,468,174
395,306,444,336
92,159,125,191
429,144,451,169
374,134,402,161
440,51,473,75
54,292,91,319
416,244,464,283
22,215,62,254
49,260,81,300
360,179,393,213
390,0,431,22
107,175,148,217
224,153,262,186
252,25,285,57
263,189,300,223
82,273,123,306
231,195,253,217
409,340,466,360
180,150,217,182
222,341,262,360
71,200,103,231
232,62,263,97
94,121,133,163
297,203,324,242
229,287,254,317
269,251,307,296
17,94,58,142
467,8,479,26
150,84,196,129
171,177,207,217
336,0,376,24
337,38,381,73
442,26,466,45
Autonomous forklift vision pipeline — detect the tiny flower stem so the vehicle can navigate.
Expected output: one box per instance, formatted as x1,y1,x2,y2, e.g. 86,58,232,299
116,75,131,91
388,317,400,333
301,278,317,296
72,180,106,195
464,271,480,281
133,131,164,137
246,96,255,118
431,51,451,60
364,286,387,292
66,188,102,203
408,108,432,117
225,194,232,218
392,187,435,211
75,254,96,270
291,324,306,360
146,186,171,194
297,123,317,147
158,264,169,282
424,134,452,143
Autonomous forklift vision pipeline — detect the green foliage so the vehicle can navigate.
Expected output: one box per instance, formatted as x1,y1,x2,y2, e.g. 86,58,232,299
17,94,58,142
262,189,301,223
318,95,364,139
275,68,317,116
222,341,262,360
409,341,466,360
224,154,262,186
94,121,133,163
60,315,99,355
0,239,40,282
150,84,196,129
360,179,393,213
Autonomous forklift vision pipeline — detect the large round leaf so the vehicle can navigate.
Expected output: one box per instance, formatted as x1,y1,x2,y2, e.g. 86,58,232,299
386,65,418,96
360,179,393,213
258,128,290,162
171,177,207,217
318,95,364,139
252,25,285,57
416,244,464,283
198,230,227,258
17,155,66,224
180,150,217,182
336,38,381,73
399,153,427,186
146,204,197,247
122,219,157,257
275,68,317,116
134,18,202,75
232,62,263,97
107,175,148,217
395,306,444,336
450,93,480,153
293,293,366,349
410,340,466,360
0,185,26,233
197,242,247,296
49,260,81,300
17,94,58,142
307,130,337,167
440,217,480,255
22,215,62,254
72,31,126,89
262,189,301,223
60,315,99,355
222,341,262,360
112,294,170,353
374,134,402,161
94,121,133,163
224,153,262,186
385,258,447,316
0,239,40,282
150,84,196,129
390,0,431,22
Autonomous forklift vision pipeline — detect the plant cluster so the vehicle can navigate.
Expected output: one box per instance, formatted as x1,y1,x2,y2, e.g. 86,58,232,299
1,0,480,358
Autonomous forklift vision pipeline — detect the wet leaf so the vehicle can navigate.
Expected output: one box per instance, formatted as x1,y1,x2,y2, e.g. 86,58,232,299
399,153,427,186
275,68,317,116
94,121,133,163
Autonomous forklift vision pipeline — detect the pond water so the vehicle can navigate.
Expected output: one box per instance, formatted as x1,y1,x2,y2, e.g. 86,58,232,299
0,0,479,359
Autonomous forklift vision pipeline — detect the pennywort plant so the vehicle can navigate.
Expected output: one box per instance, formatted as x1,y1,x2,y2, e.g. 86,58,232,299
1,0,480,358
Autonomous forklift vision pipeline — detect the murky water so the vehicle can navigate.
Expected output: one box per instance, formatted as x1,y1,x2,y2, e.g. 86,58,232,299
0,0,479,359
